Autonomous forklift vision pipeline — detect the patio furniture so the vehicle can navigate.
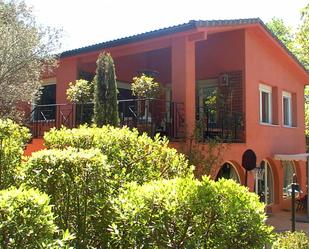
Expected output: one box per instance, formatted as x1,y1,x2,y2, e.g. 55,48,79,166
296,194,308,211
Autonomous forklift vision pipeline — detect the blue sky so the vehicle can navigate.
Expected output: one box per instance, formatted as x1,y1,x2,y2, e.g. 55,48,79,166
25,0,308,52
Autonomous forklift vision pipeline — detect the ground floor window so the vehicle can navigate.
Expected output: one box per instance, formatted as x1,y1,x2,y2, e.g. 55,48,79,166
255,160,274,205
216,162,240,183
33,84,56,121
281,161,298,198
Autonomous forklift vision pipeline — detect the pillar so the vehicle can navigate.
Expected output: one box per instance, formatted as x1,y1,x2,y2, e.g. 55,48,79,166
56,57,78,104
171,36,196,136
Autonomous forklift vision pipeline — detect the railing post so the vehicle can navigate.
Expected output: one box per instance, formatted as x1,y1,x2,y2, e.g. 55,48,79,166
56,105,60,128
291,183,296,232
206,107,209,138
121,101,124,126
234,113,237,140
172,102,176,138
35,107,38,138
170,101,173,138
72,103,76,128
221,109,224,139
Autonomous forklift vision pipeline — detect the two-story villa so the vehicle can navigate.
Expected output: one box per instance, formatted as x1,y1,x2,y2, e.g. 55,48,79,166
25,18,309,213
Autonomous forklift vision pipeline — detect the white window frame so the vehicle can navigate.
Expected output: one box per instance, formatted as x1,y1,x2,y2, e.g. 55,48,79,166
282,91,292,127
259,84,272,124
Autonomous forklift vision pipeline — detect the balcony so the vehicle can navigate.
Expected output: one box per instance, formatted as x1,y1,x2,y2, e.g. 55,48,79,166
27,99,185,140
196,106,245,143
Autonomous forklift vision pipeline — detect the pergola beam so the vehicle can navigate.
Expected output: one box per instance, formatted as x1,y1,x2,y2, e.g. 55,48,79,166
274,153,309,220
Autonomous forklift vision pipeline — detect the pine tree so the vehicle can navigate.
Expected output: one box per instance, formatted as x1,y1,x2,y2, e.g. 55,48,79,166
93,52,119,126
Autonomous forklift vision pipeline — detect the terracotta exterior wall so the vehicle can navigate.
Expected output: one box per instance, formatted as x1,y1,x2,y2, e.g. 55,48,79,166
195,30,245,117
245,28,306,159
196,30,245,79
56,57,78,104
194,27,307,212
210,27,307,211
24,25,308,213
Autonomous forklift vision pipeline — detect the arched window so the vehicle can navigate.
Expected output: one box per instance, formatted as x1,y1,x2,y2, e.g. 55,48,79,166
255,160,274,205
216,162,240,183
281,161,297,199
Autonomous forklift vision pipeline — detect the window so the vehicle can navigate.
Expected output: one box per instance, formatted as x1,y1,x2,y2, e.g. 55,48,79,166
255,160,274,205
196,79,219,125
282,91,292,127
216,162,240,183
33,84,56,121
37,84,56,105
259,84,272,124
281,161,296,198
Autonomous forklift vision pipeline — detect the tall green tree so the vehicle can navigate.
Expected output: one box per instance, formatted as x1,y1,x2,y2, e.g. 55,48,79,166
93,52,119,126
266,4,309,70
266,17,295,52
0,0,61,120
296,3,309,70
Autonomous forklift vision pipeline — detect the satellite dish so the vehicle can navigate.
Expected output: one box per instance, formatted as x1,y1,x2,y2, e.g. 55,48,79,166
242,149,257,171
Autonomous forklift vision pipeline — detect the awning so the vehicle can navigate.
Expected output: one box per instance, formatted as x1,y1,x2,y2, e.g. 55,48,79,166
274,153,309,162
274,153,309,219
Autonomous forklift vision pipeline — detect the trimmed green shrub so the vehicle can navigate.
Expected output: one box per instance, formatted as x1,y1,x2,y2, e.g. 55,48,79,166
22,147,111,248
131,74,160,98
273,231,309,249
0,119,30,189
111,177,273,249
93,52,119,126
66,79,93,104
0,186,69,248
44,125,193,185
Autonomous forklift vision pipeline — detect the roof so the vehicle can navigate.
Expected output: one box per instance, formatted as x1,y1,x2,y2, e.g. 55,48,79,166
60,18,308,74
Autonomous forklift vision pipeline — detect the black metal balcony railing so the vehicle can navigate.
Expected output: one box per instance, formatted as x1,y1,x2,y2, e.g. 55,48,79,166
28,99,185,140
196,106,245,143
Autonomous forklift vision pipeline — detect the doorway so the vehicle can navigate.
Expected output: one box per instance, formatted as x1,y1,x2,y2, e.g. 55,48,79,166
255,160,274,205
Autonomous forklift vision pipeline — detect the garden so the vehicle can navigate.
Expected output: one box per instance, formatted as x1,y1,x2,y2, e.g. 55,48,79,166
1,118,309,248
0,49,308,249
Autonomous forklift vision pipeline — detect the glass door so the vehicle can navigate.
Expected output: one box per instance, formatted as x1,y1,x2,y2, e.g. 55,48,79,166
255,160,274,205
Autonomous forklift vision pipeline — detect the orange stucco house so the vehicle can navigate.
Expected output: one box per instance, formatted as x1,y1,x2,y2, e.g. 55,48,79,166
25,18,309,213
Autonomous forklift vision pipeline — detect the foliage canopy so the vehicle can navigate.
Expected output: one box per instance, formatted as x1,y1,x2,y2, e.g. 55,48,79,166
272,231,309,249
93,52,119,127
0,186,70,248
44,125,193,185
66,79,93,104
0,0,61,119
267,3,309,70
131,74,160,99
23,147,111,248
0,118,30,189
111,177,274,248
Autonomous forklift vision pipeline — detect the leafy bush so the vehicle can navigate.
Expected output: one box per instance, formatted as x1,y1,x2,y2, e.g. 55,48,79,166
44,125,193,185
66,79,93,104
0,119,30,189
273,231,309,249
131,74,160,98
111,177,273,249
0,186,70,248
22,147,111,248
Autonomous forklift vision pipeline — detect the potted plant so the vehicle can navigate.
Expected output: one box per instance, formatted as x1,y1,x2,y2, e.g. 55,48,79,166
131,74,160,121
66,79,93,124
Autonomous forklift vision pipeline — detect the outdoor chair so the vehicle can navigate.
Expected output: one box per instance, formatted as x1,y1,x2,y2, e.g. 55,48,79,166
296,194,308,211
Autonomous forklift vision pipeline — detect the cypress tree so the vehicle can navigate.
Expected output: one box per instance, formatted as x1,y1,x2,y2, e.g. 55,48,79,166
93,52,119,126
